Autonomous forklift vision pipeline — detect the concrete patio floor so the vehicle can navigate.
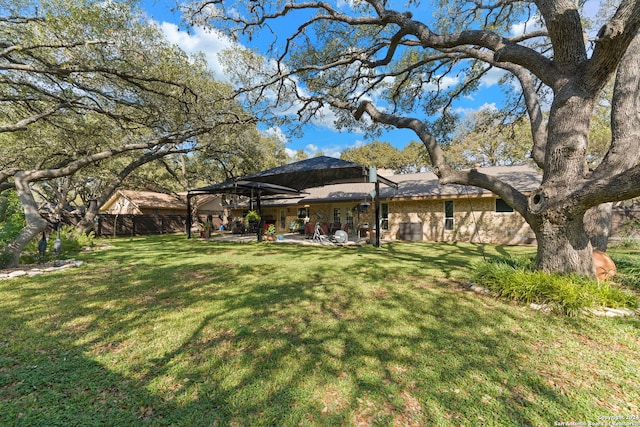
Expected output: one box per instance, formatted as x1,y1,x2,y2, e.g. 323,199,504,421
205,231,383,246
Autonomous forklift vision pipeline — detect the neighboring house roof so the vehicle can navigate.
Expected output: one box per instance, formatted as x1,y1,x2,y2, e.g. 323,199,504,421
189,193,223,210
101,190,187,213
256,165,541,206
382,165,541,200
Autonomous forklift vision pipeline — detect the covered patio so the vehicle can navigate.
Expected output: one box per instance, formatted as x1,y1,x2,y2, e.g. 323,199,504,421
204,230,390,246
187,156,397,247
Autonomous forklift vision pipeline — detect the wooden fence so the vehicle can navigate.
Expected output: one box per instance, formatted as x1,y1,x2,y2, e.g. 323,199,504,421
97,214,188,237
60,213,190,237
610,208,640,239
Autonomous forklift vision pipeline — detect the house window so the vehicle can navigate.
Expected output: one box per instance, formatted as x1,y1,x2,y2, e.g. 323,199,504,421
297,207,308,219
495,198,514,213
333,208,341,223
444,200,454,231
346,209,354,230
280,209,286,229
381,203,389,230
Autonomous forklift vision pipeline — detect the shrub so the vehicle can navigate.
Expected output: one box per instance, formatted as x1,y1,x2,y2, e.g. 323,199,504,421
472,255,638,316
0,191,25,247
0,191,26,268
611,254,640,290
244,210,261,226
20,225,95,265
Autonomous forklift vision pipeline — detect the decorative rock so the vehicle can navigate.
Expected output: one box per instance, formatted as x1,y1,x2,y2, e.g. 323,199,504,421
582,307,639,317
470,285,490,294
604,307,637,317
0,260,82,280
8,270,27,278
529,303,552,313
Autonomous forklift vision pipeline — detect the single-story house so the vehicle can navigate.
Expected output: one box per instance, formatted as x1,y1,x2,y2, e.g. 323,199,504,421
101,190,227,226
101,190,188,215
230,165,542,245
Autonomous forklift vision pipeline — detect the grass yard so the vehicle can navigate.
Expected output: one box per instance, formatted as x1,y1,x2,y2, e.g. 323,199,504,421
1,235,639,426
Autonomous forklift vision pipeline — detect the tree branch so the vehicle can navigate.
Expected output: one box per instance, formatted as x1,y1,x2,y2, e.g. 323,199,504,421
592,33,640,179
351,98,531,218
0,103,65,132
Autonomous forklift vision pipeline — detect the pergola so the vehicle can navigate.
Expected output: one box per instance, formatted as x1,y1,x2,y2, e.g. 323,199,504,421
187,156,397,246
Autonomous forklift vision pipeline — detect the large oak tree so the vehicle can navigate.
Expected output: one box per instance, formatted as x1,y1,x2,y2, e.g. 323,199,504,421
184,0,640,277
0,0,256,266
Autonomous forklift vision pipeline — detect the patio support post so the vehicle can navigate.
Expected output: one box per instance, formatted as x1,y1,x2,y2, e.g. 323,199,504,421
186,194,192,239
256,191,263,242
374,180,381,248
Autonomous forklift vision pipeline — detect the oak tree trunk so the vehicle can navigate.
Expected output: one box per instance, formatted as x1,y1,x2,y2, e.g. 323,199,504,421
532,209,594,276
1,173,48,267
77,199,99,235
584,203,613,252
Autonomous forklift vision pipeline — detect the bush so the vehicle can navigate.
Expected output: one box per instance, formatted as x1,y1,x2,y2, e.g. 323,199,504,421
0,191,25,246
472,255,638,316
0,191,26,268
20,225,95,265
244,210,261,225
611,254,640,290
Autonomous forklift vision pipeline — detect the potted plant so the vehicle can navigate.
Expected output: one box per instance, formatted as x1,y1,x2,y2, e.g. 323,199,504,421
265,224,276,241
245,210,261,233
203,218,213,238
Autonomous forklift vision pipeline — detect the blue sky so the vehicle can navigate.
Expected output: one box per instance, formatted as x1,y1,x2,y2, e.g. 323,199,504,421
140,0,600,159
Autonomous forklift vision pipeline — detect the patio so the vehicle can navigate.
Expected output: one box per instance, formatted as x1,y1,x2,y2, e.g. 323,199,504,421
205,230,385,246
188,156,397,247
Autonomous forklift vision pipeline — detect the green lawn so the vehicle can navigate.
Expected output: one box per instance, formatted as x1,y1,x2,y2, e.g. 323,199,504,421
1,236,638,426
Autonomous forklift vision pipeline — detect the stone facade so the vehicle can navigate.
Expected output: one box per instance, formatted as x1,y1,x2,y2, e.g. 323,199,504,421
228,165,542,244
386,197,534,244
234,195,535,245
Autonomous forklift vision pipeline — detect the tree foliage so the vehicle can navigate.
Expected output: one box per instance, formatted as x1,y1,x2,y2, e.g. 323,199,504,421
0,0,260,266
445,108,533,168
341,140,431,173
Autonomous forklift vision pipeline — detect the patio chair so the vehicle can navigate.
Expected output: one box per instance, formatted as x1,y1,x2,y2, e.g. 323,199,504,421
313,222,331,244
304,223,314,239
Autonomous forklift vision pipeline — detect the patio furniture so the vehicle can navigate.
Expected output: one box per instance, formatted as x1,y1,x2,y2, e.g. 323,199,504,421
304,223,314,239
329,222,341,233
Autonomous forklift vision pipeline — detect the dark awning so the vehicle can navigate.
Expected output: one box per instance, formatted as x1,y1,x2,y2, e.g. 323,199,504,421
240,156,398,190
189,180,302,197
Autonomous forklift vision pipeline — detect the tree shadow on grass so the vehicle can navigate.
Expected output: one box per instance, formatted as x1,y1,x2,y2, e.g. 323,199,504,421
0,236,621,425
0,326,167,426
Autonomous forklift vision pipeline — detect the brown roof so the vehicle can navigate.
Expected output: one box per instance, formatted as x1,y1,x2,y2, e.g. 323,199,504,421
257,165,541,206
112,190,187,210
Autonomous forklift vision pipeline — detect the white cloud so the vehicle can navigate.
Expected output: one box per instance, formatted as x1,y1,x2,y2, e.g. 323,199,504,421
453,102,497,117
511,21,527,37
157,21,235,82
336,0,365,10
480,67,507,88
422,75,459,92
263,127,289,143
510,12,544,37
